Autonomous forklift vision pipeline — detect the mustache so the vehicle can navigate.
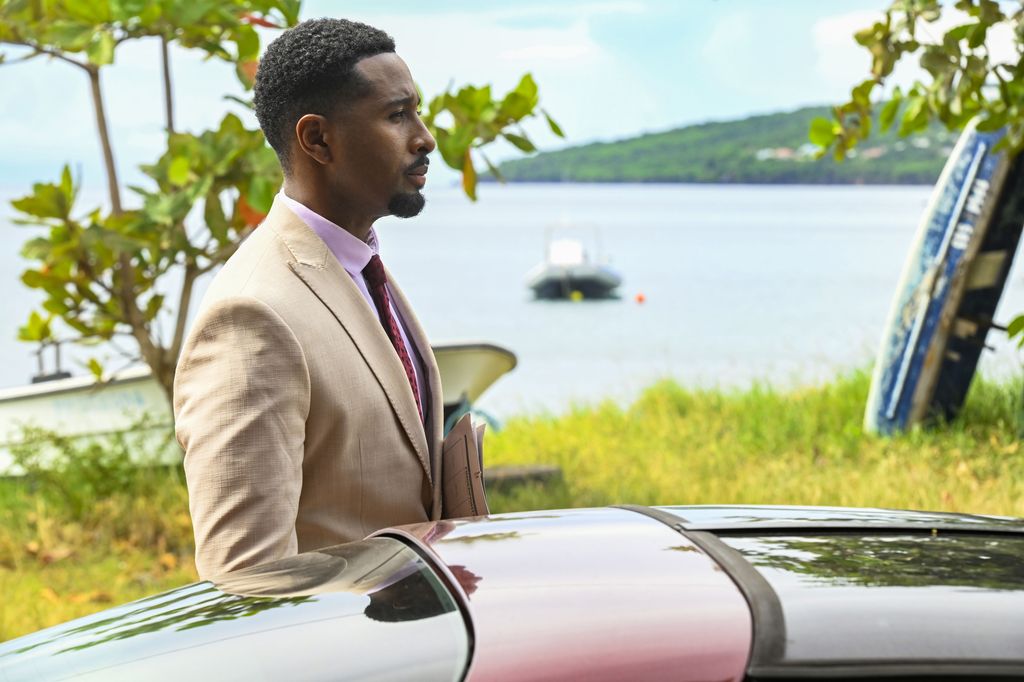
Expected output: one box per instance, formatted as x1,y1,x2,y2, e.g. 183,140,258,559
406,156,430,173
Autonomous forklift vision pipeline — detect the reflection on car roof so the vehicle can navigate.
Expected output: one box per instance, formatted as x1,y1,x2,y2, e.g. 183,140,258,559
653,504,1024,533
627,504,1024,680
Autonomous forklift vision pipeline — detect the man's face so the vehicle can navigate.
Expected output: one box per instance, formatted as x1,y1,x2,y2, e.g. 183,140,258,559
327,53,436,220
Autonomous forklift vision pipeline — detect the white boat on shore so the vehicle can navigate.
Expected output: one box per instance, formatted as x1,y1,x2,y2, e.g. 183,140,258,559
0,341,517,475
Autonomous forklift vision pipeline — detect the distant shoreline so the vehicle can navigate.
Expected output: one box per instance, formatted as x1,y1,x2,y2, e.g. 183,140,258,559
494,104,951,186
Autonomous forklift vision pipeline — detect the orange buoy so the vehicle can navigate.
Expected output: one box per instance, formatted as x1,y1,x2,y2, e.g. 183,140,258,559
635,292,646,304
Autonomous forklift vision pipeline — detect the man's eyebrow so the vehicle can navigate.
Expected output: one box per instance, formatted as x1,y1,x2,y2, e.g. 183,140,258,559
381,93,420,109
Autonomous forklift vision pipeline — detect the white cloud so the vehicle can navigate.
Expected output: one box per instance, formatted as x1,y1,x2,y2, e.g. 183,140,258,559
500,42,598,63
699,10,756,93
812,10,883,88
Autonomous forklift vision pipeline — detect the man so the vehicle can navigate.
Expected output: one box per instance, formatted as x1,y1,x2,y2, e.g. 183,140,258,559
173,18,442,579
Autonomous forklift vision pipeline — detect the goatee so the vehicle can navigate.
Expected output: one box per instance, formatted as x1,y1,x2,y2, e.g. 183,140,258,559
388,191,426,218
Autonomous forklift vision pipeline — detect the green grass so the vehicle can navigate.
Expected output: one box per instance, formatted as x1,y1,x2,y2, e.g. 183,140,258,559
3,369,1024,641
486,369,1024,516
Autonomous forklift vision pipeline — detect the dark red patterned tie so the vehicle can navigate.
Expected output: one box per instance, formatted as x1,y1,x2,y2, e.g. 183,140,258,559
363,254,423,419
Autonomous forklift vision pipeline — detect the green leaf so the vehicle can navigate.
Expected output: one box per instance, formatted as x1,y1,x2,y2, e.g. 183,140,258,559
919,48,953,77
495,92,525,122
514,73,538,102
110,0,153,22
168,156,191,186
435,128,472,170
461,149,477,201
18,311,52,342
20,237,53,261
87,358,104,380
542,108,565,138
479,151,504,183
11,181,70,220
45,20,95,52
1007,314,1024,343
204,191,229,241
879,89,903,131
247,176,275,213
64,0,111,24
899,94,928,136
43,298,70,315
503,133,536,153
851,79,875,107
854,22,883,47
808,117,837,147
945,23,975,42
60,164,74,201
87,30,116,66
233,24,260,61
144,294,164,322
976,110,1008,132
223,94,254,110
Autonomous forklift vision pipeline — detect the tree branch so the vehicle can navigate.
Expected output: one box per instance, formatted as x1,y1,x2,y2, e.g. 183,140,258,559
86,66,123,215
197,228,252,274
171,263,197,362
161,35,175,135
6,40,90,72
0,51,45,67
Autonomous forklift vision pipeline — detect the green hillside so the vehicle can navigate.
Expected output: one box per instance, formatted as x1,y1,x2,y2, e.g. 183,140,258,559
496,106,954,185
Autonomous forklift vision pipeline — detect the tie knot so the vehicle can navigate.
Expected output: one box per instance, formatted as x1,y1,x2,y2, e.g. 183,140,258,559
363,254,387,288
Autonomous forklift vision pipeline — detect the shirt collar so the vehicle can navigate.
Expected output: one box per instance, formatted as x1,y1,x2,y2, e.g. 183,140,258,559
277,191,380,276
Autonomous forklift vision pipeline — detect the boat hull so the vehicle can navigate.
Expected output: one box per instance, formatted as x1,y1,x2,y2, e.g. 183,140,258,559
865,121,1024,434
527,264,622,300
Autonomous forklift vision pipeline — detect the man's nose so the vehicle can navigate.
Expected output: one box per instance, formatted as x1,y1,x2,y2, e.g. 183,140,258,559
413,119,436,155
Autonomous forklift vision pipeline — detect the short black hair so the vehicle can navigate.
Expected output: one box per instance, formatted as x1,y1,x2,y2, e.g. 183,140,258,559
253,18,396,173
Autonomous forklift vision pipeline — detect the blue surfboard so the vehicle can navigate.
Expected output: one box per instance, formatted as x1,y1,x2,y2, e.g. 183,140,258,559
865,120,1024,434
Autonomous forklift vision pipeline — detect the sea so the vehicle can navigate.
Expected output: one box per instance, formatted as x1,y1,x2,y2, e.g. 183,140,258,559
3,182,1024,419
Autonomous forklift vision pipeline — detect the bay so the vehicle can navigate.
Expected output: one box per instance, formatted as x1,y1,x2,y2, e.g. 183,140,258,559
3,182,1023,418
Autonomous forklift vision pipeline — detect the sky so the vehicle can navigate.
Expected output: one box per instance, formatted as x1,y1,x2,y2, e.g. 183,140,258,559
0,0,908,192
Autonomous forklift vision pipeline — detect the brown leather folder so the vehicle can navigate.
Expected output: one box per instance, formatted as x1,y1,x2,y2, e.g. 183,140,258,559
441,413,489,518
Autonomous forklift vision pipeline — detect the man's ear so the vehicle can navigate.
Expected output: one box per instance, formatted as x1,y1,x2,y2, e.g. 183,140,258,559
294,114,333,166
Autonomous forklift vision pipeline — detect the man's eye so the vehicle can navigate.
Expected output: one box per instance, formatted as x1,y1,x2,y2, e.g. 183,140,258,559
390,110,406,120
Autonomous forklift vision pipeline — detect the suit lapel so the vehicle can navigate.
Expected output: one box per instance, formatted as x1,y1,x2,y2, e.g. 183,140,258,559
387,270,444,516
264,200,431,482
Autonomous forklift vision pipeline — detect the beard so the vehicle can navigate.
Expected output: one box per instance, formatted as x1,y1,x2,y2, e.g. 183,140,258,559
387,190,426,218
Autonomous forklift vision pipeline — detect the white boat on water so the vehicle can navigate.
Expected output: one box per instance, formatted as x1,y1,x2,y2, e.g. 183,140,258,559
0,341,516,475
525,225,622,300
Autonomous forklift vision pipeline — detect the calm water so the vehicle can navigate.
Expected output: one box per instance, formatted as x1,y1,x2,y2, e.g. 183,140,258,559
4,183,1024,417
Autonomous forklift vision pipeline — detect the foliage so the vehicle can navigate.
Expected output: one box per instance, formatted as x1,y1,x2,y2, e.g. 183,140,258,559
497,105,952,184
1,0,560,399
813,0,1024,158
421,74,564,199
8,413,177,518
12,121,278,391
0,417,193,641
812,0,1024,354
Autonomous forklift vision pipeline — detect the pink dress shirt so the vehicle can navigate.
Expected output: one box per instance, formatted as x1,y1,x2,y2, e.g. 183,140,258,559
278,191,427,422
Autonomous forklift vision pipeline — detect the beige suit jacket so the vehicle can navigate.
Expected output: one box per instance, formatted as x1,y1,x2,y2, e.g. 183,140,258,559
174,198,443,579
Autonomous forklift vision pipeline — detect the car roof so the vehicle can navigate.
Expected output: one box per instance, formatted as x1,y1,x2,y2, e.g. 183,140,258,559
390,507,753,681
625,504,1024,680
652,504,1024,534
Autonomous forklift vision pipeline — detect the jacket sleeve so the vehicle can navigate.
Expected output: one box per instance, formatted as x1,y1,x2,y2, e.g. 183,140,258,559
173,296,311,579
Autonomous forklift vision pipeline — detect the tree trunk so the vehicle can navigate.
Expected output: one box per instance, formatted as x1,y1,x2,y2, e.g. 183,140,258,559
87,64,165,398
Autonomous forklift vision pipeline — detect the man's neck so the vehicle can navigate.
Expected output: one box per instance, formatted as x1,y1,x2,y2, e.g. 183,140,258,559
282,180,374,243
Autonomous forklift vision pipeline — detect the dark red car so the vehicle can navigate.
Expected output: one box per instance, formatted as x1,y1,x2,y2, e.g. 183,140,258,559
2,505,1022,680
